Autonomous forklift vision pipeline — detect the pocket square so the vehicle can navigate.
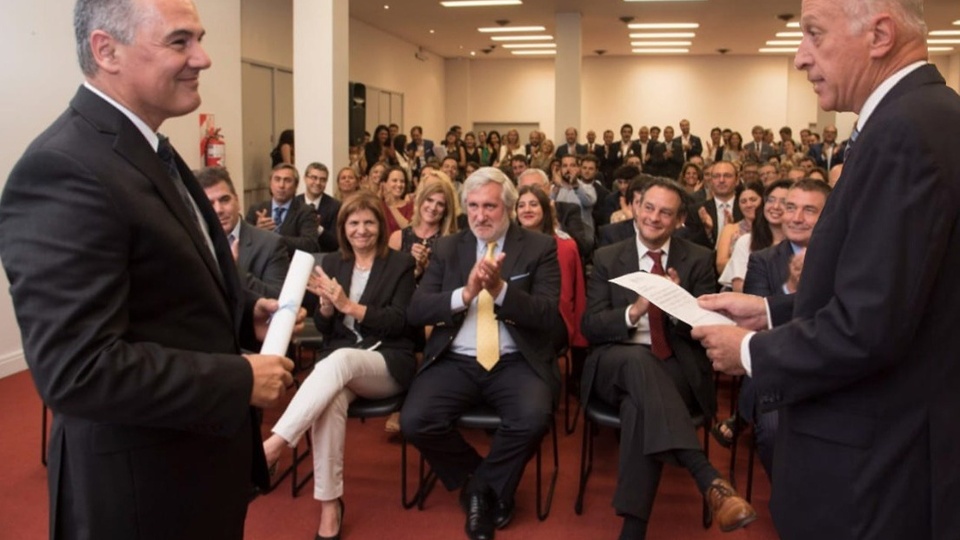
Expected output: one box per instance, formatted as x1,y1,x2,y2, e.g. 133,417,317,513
509,273,530,281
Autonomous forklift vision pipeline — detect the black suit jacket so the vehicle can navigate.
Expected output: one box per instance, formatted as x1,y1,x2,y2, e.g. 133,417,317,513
806,142,845,170
315,249,417,389
555,200,593,258
580,237,718,417
684,197,743,249
245,197,319,256
407,224,566,400
598,220,634,248
295,192,341,252
744,141,775,163
0,86,265,539
751,64,960,539
237,220,289,299
743,240,793,298
555,143,588,159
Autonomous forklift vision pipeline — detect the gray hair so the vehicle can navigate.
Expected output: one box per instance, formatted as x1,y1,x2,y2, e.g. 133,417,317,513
75,0,146,76
461,167,518,217
517,168,549,188
843,0,926,38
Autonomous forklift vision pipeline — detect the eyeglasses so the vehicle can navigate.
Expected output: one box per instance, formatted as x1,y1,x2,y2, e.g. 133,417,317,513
305,174,327,181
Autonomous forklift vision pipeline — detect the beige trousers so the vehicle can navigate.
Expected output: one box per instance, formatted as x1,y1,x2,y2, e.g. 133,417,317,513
271,348,401,501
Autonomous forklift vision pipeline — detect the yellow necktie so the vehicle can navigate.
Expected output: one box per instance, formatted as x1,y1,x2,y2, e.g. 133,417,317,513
476,241,500,371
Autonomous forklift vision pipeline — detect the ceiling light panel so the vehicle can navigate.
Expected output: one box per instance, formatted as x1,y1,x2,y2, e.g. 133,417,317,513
441,0,521,7
501,43,557,48
478,25,545,33
628,23,700,29
629,41,692,47
490,35,554,41
632,48,689,54
629,32,696,38
511,50,557,55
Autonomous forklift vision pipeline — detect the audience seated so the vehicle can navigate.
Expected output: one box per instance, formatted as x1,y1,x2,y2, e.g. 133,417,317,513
262,192,417,540
717,179,791,292
733,179,832,479
198,166,289,299
553,155,598,242
297,162,342,253
245,163,319,256
679,161,708,205
401,167,565,540
581,177,756,539
380,167,415,237
388,171,460,281
517,168,593,260
334,166,361,203
714,181,763,275
601,165,641,227
684,160,742,249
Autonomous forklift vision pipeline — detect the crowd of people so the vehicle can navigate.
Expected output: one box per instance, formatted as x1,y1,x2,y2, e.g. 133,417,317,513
191,113,856,540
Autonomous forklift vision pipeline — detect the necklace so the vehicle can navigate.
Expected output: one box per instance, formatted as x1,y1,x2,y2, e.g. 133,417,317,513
354,261,372,271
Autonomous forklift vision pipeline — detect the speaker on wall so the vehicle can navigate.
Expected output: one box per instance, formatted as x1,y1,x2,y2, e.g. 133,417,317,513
349,82,366,146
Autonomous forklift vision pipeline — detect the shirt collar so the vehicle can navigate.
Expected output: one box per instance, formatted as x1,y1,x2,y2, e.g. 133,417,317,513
636,236,671,262
857,61,926,132
272,200,292,212
228,219,241,240
84,81,159,150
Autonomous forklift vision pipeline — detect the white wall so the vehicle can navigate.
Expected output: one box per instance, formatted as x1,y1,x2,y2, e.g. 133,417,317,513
0,0,242,377
240,0,293,69
350,19,446,144
442,55,823,146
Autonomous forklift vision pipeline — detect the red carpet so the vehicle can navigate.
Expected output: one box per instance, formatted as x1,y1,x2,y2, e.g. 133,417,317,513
0,369,779,539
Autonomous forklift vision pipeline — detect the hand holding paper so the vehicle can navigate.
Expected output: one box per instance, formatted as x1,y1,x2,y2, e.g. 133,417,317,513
610,271,735,327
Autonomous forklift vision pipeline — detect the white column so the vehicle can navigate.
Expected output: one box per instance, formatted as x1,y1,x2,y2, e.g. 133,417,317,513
554,12,582,144
294,0,349,195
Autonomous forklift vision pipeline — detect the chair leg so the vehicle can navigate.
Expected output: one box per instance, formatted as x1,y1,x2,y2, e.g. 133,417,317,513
574,416,594,515
563,352,581,435
290,434,314,497
400,436,422,509
746,429,756,502
41,404,48,467
536,416,559,521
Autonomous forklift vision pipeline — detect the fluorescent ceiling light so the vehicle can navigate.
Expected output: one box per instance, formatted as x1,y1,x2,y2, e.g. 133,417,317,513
441,0,521,6
629,41,692,47
776,31,803,38
632,48,689,54
928,47,954,52
929,30,960,36
501,43,557,48
786,22,800,28
628,23,699,29
927,39,960,45
954,20,960,26
759,47,798,53
478,25,545,33
511,50,557,55
766,40,801,46
629,32,696,39
625,0,704,2
490,35,553,41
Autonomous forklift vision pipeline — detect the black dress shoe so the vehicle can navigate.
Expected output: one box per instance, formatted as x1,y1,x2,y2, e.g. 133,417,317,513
315,498,344,540
493,498,514,530
462,491,495,540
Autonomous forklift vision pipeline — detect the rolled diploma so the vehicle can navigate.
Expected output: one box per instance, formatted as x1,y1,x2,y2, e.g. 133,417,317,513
259,250,315,355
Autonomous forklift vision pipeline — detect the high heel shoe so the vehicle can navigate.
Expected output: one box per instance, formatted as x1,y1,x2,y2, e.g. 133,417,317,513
315,498,344,540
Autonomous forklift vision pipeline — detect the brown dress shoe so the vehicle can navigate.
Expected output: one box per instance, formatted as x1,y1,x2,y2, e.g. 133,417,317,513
706,478,758,533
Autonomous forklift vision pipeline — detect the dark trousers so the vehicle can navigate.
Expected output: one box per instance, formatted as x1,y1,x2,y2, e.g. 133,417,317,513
400,352,552,503
738,376,778,478
591,344,702,519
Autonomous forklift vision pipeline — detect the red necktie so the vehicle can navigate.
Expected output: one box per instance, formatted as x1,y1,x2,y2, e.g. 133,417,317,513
647,250,673,360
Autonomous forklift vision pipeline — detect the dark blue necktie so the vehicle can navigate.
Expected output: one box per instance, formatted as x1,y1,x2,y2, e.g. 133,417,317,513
845,126,860,159
273,207,286,231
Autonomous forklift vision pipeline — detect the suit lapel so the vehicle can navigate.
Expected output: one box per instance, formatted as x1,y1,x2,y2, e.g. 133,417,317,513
499,224,523,279
458,230,477,285
358,255,385,306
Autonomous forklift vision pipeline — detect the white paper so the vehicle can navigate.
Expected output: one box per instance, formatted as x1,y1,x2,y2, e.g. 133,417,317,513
260,250,315,355
609,271,736,327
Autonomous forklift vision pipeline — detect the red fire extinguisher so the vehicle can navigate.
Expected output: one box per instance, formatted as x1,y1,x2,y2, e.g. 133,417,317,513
204,128,225,167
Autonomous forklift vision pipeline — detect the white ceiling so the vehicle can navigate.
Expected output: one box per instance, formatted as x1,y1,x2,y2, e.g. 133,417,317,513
350,0,960,60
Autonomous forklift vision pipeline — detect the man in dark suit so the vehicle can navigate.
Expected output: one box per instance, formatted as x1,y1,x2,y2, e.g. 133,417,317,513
0,1,295,538
582,177,755,539
806,124,845,171
678,119,703,161
597,129,623,188
584,129,601,156
694,1,960,538
744,125,776,163
738,179,831,478
555,127,588,159
198,166,290,299
661,125,684,180
684,160,742,248
297,162,341,253
407,125,435,178
401,167,565,540
245,163,319,256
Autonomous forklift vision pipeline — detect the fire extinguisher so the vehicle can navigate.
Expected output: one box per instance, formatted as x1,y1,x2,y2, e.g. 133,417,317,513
204,128,225,167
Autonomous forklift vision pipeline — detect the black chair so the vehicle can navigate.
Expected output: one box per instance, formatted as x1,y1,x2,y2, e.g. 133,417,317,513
41,404,50,466
416,405,559,521
289,394,421,509
574,399,713,528
562,349,581,435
